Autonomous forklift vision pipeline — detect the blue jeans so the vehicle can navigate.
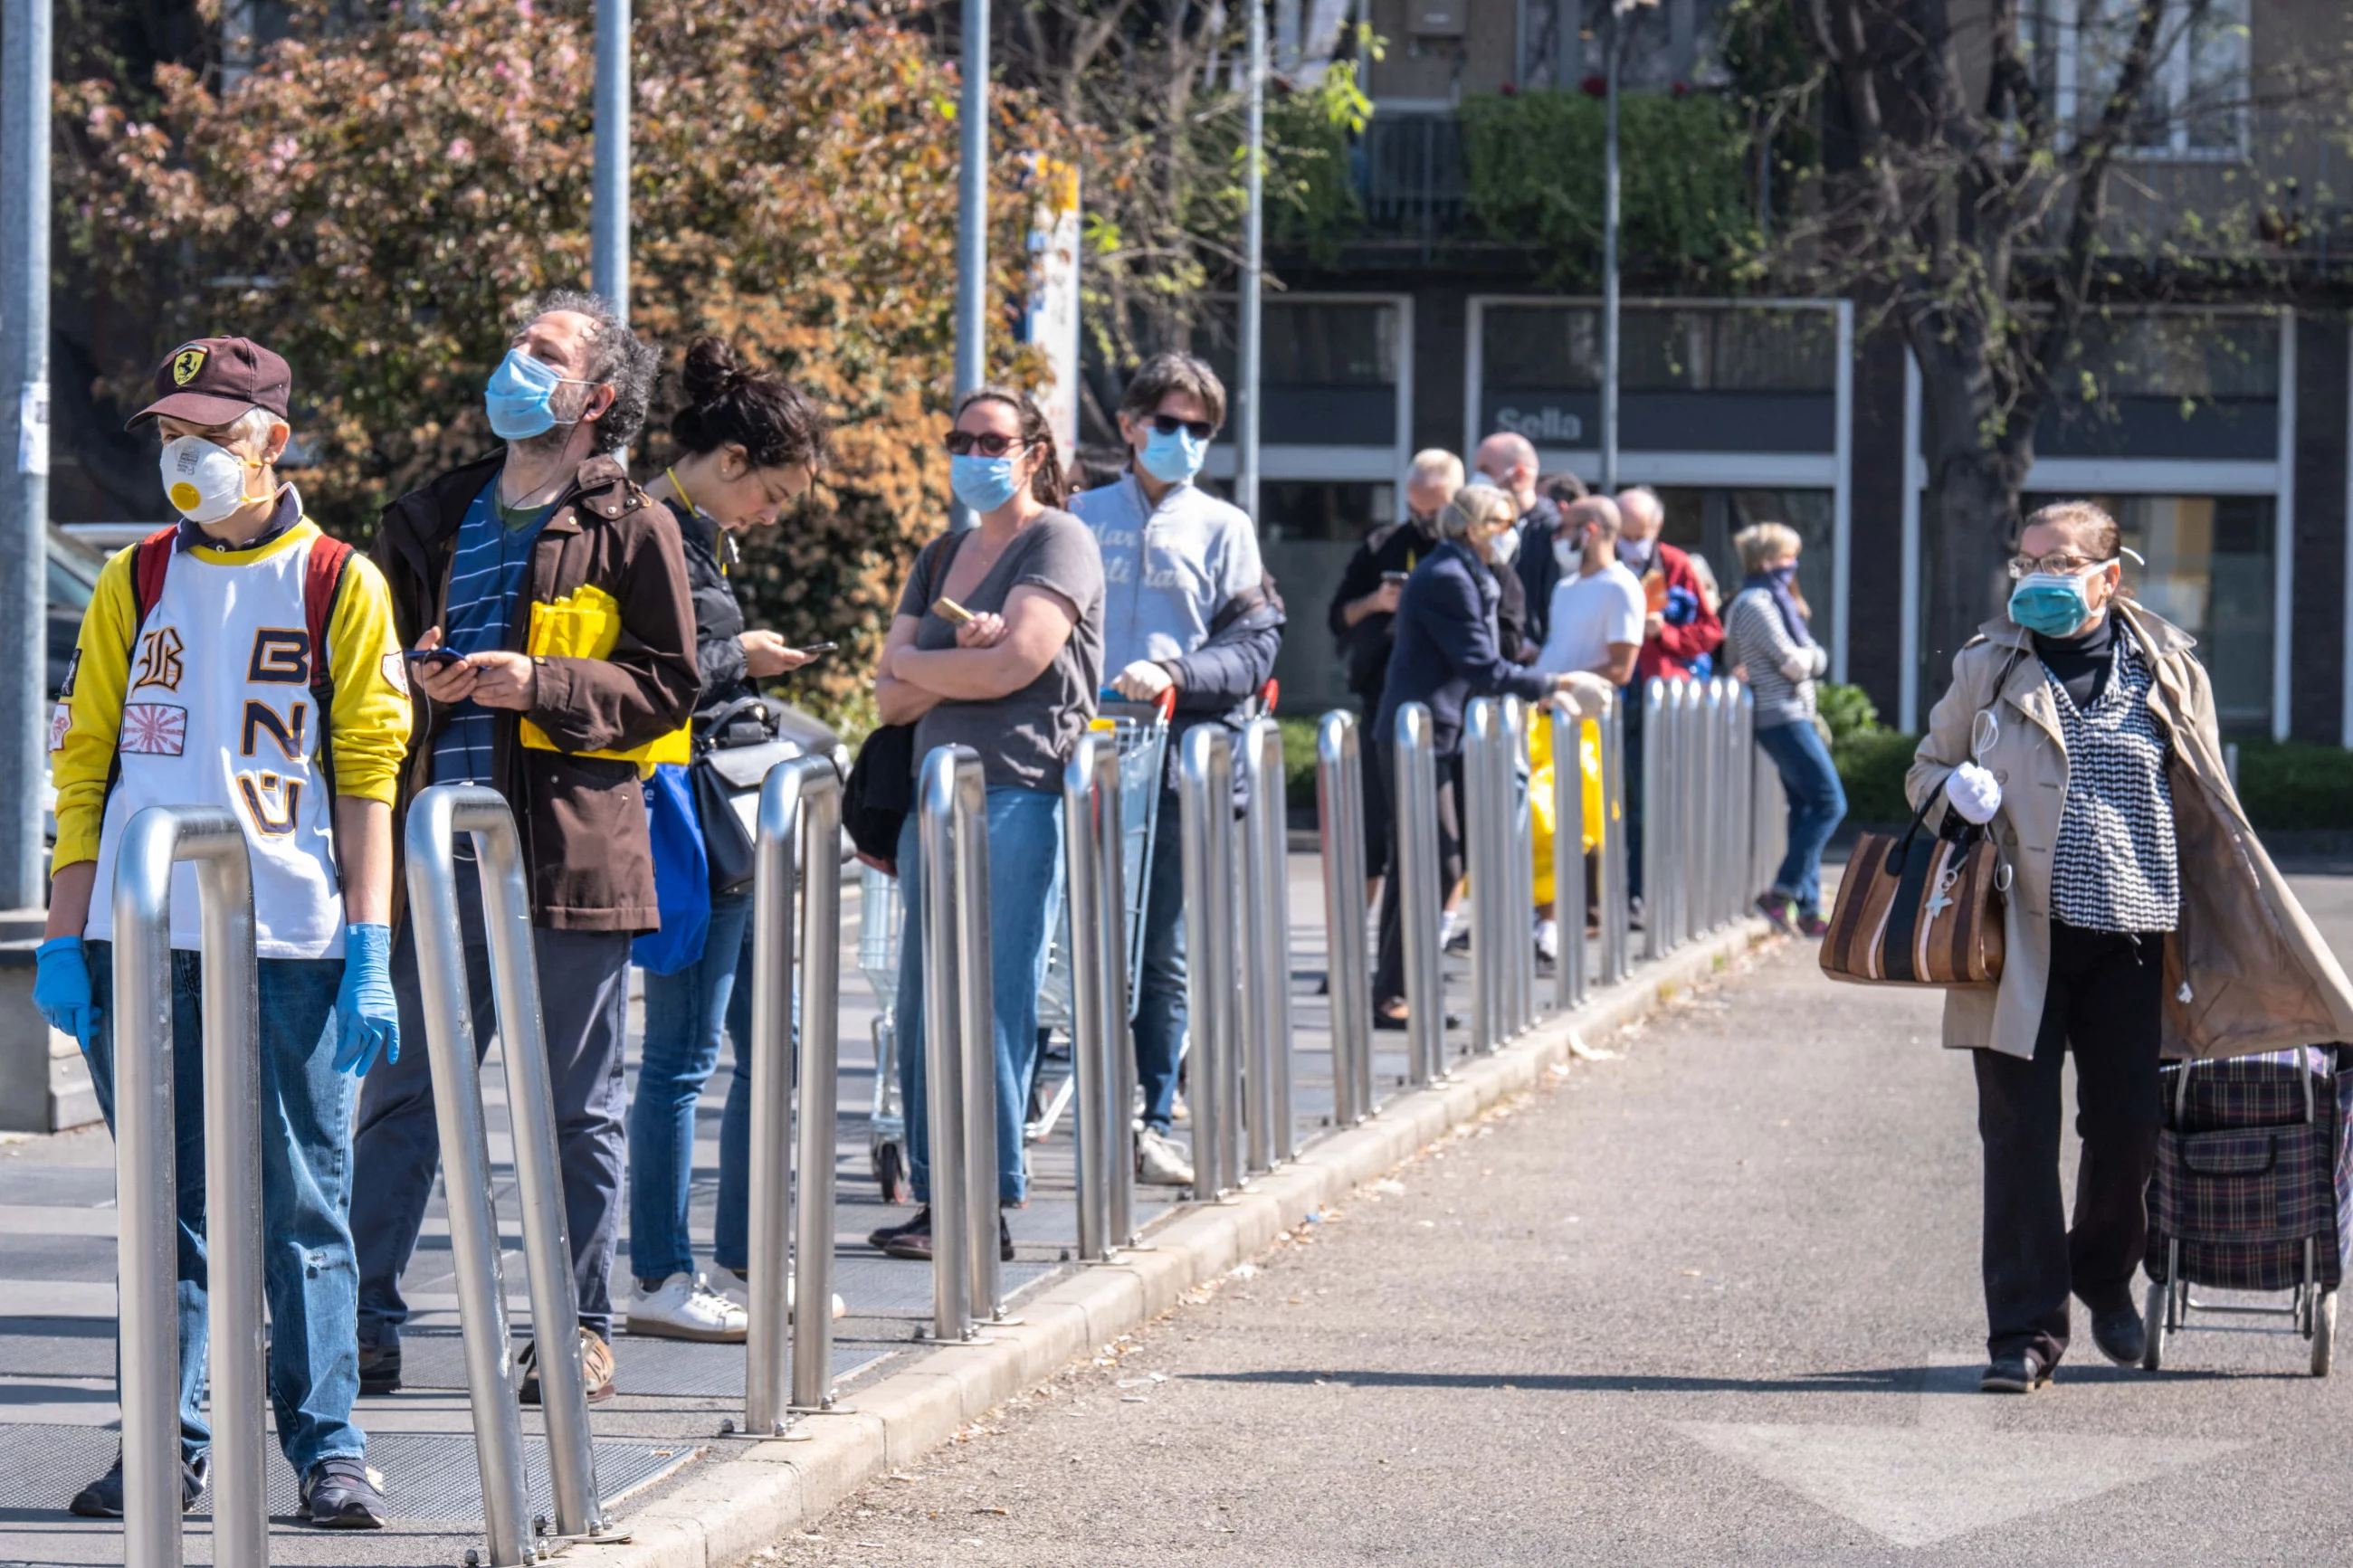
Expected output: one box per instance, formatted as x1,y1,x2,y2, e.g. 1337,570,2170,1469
628,890,757,1281
84,943,363,1475
1132,786,1186,1133
1754,719,1848,917
893,785,1064,1205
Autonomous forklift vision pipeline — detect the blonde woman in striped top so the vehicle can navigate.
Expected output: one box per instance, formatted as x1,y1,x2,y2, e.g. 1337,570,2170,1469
1724,522,1844,936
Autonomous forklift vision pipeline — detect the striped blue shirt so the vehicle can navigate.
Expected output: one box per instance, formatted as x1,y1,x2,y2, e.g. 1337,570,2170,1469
430,480,548,785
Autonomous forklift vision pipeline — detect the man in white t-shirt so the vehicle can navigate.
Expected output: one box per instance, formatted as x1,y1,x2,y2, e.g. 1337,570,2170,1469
1536,496,1643,685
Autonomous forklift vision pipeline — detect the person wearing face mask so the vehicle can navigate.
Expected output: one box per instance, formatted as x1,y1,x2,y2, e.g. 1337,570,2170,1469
351,292,697,1404
620,337,834,1342
1070,353,1284,1190
1909,500,2353,1395
1370,487,1591,1031
866,387,1104,1260
1329,449,1463,899
1722,522,1841,936
42,337,411,1525
1469,431,1558,654
1533,496,1643,688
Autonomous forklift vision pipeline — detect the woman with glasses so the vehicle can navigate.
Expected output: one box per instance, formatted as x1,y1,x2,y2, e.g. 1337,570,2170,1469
625,337,831,1342
1909,500,2353,1395
866,388,1105,1262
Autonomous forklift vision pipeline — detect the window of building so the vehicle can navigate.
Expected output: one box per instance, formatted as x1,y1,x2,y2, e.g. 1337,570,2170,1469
1258,480,1397,712
2034,0,2249,157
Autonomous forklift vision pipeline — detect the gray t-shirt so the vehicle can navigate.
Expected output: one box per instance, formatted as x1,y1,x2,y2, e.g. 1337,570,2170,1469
895,508,1106,793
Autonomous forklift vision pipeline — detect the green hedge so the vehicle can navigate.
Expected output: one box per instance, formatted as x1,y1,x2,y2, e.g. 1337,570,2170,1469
1832,729,1920,825
1280,716,1321,811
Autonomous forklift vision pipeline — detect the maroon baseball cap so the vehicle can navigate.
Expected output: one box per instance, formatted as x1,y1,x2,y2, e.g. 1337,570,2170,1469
125,337,292,430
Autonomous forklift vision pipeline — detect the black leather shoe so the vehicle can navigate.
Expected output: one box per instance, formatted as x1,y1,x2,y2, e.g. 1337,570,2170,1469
357,1338,401,1396
869,1205,930,1253
2091,1305,2148,1367
1000,1212,1016,1263
1981,1351,2054,1393
69,1450,208,1517
301,1457,388,1528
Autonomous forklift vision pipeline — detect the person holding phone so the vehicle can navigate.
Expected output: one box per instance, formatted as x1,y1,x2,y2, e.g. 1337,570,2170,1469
867,386,1103,1261
623,337,834,1341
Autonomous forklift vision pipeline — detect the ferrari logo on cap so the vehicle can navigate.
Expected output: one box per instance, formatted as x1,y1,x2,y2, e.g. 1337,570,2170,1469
171,347,207,386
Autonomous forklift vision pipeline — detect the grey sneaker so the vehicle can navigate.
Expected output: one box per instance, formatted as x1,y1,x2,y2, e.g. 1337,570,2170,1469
69,1450,208,1517
300,1456,388,1528
1136,1126,1196,1187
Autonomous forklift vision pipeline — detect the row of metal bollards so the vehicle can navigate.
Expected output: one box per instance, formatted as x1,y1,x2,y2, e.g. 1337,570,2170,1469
111,673,1770,1564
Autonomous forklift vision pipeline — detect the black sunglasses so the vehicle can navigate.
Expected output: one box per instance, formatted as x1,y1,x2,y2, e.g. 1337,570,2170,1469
945,431,1026,458
1148,413,1215,442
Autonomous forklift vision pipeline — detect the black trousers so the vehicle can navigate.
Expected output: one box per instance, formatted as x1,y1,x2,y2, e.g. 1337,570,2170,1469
1972,917,2165,1365
1372,745,1463,1007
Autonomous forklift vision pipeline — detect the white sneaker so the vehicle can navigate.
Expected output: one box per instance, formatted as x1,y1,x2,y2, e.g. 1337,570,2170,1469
1534,917,1559,964
628,1271,748,1343
717,1269,848,1323
1170,1088,1190,1125
1136,1126,1196,1187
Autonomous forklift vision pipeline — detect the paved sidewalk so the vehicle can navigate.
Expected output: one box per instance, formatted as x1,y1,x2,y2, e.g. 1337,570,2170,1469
771,920,2353,1568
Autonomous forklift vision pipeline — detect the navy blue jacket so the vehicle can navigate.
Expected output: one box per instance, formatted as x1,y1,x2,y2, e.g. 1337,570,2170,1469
1375,539,1549,761
1153,575,1286,808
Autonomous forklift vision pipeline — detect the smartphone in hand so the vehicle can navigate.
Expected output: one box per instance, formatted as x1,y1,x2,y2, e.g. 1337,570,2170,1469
931,597,976,625
796,641,839,658
403,647,466,671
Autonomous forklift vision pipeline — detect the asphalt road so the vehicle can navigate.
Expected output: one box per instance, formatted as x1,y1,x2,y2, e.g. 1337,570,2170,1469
771,932,2353,1568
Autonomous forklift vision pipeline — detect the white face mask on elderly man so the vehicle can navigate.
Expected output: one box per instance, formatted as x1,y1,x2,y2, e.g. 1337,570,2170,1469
159,434,271,525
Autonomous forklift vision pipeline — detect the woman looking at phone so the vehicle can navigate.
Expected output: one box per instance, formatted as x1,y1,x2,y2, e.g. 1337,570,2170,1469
867,387,1105,1262
623,337,832,1342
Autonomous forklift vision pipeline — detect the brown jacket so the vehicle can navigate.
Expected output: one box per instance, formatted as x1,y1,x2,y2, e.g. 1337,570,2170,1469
375,451,698,932
1907,602,2353,1060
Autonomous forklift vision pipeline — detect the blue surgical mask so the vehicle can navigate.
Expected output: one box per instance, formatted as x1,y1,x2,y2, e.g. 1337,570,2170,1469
2007,570,2094,638
1138,426,1208,486
950,453,1024,514
484,348,588,441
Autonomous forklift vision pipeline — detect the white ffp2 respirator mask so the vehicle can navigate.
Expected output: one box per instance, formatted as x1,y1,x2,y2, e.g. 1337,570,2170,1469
159,435,269,524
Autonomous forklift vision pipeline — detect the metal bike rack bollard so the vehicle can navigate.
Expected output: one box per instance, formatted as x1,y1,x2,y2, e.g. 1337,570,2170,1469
1393,703,1446,1085
744,755,843,1435
1242,717,1296,1166
918,746,1002,1338
1463,698,1499,1055
1549,704,1588,1012
1179,725,1241,1199
1499,698,1528,1035
1600,697,1631,985
1729,683,1754,927
1641,679,1669,961
405,784,605,1564
1316,711,1374,1125
1507,698,1536,1032
114,806,261,1568
1064,730,1134,1260
1700,680,1724,933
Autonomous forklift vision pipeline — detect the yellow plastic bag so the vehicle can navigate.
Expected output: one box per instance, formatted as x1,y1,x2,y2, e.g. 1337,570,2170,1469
519,584,691,774
1529,715,1606,907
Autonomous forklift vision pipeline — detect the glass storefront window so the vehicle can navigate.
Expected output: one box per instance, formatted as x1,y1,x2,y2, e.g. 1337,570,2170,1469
2019,492,2276,733
1260,480,1396,712
1653,487,1838,674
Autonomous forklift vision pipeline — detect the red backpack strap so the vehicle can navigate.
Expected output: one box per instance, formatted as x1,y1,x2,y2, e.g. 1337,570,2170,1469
129,526,176,627
302,533,355,687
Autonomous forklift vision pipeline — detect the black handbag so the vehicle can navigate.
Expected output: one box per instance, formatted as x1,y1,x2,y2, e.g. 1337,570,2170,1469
843,723,916,869
692,697,802,896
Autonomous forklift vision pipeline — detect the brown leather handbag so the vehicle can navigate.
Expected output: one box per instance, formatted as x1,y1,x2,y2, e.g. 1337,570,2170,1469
1819,798,2007,986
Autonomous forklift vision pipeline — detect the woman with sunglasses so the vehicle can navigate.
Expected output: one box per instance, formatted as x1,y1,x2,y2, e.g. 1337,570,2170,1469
867,388,1105,1262
624,337,832,1342
1910,499,2353,1394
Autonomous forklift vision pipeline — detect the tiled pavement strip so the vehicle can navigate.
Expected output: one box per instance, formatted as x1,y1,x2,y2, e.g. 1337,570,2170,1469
0,852,1767,1566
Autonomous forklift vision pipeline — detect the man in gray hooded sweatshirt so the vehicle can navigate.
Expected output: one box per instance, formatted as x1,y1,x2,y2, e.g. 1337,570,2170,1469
1071,353,1283,1188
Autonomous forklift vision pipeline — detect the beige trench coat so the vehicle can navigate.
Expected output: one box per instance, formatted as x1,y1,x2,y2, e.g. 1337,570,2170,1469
1906,603,2353,1061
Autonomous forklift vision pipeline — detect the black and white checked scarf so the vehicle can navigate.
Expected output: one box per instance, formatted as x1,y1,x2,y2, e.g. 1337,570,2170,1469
2045,631,2179,934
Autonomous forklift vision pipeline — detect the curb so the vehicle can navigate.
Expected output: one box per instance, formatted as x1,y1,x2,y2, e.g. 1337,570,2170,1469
594,921,1771,1567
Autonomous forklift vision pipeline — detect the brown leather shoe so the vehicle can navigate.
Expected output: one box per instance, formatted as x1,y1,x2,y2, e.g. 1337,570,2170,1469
518,1326,616,1405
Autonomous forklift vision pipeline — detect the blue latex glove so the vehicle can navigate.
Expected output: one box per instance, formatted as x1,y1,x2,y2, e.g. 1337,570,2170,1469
33,936,100,1053
332,922,400,1077
1663,583,1700,628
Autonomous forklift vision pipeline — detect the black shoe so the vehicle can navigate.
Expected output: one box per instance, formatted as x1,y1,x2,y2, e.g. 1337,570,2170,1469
2091,1305,2148,1368
69,1450,209,1517
870,1205,931,1255
1981,1351,2054,1393
1627,896,1647,933
357,1338,402,1396
1373,1006,1407,1031
300,1456,388,1528
1001,1212,1016,1263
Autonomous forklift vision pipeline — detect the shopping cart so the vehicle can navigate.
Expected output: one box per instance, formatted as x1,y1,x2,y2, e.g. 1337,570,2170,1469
856,691,1174,1202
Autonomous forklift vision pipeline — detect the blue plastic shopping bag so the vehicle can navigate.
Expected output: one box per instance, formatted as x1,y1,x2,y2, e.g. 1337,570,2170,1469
632,762,710,976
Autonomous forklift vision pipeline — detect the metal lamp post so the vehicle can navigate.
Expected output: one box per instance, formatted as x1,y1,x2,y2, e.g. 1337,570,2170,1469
951,0,991,529
0,0,50,912
1236,0,1267,521
1600,0,1655,497
593,0,630,320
